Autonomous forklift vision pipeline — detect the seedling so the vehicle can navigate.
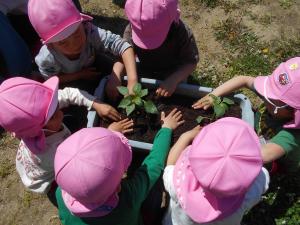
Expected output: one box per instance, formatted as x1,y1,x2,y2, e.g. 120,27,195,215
117,83,158,116
196,94,234,124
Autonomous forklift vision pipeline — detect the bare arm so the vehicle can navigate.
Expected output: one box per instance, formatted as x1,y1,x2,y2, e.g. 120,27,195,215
167,126,201,165
121,47,138,94
192,75,255,109
261,143,286,164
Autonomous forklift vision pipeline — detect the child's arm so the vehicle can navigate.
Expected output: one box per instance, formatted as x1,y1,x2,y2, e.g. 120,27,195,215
123,109,184,203
166,125,201,165
91,25,138,95
192,75,255,109
58,87,121,121
261,143,285,163
156,63,196,97
121,47,138,94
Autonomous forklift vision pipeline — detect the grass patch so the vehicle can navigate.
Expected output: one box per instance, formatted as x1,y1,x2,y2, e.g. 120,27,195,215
243,173,300,225
0,161,13,178
279,0,295,9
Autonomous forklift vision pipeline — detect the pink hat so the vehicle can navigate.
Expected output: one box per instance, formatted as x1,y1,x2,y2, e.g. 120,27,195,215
0,77,59,154
54,128,132,217
28,0,92,44
125,0,180,49
173,117,262,223
254,57,300,128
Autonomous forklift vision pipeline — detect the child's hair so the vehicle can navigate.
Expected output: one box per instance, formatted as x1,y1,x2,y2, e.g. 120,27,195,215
54,128,132,217
28,0,92,44
125,0,180,49
173,117,262,223
253,57,300,128
0,76,59,153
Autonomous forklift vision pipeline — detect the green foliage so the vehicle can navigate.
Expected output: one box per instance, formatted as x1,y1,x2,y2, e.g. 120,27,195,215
210,94,234,118
117,83,158,116
196,94,234,124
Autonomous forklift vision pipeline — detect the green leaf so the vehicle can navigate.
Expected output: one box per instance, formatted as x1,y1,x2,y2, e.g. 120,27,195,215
144,100,158,114
222,97,234,105
209,94,221,105
126,104,135,116
117,86,129,96
133,96,143,106
118,96,132,109
133,83,142,95
140,89,148,97
214,103,227,118
196,116,205,124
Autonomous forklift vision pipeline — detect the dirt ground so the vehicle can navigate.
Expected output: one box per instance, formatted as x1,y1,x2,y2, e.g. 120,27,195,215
0,0,299,224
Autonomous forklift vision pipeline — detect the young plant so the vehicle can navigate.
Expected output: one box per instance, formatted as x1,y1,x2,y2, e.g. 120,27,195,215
196,94,234,124
117,83,158,116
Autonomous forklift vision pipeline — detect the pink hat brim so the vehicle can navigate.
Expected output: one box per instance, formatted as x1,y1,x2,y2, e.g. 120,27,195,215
254,75,279,100
173,148,245,223
62,189,119,217
43,13,93,44
43,76,59,124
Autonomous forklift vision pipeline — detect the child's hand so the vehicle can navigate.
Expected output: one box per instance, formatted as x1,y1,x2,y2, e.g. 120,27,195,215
105,74,122,101
108,118,134,134
161,108,184,130
127,80,137,95
192,94,214,110
92,101,121,121
156,79,177,97
181,125,202,142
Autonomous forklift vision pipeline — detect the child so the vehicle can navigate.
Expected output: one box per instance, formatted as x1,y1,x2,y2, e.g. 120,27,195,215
120,0,199,98
193,57,300,173
163,117,270,225
54,109,184,224
28,0,138,94
0,76,132,195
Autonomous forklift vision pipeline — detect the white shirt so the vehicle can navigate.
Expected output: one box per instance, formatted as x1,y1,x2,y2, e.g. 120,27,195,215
162,166,270,225
15,87,95,194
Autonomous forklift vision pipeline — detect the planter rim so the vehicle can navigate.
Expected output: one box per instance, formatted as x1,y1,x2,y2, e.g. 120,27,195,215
87,77,255,150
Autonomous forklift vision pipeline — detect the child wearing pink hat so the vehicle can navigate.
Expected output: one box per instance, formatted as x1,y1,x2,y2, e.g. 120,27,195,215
122,0,199,98
0,76,132,195
163,117,270,225
193,57,300,173
54,109,184,224
28,0,138,95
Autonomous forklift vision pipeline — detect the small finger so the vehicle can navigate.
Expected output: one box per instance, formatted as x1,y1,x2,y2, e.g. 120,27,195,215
177,120,185,126
122,128,134,134
169,108,178,116
173,110,182,118
161,111,165,120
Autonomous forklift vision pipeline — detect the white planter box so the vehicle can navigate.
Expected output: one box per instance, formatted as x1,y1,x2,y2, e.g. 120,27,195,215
87,77,254,150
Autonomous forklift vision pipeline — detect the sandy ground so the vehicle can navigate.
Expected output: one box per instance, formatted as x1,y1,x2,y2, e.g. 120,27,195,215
0,0,299,224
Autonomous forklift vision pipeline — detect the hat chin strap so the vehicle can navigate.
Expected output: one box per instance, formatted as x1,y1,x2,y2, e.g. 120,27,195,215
263,77,287,114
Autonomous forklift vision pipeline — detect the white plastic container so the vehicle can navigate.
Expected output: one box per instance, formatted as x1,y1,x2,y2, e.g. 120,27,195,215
87,77,254,150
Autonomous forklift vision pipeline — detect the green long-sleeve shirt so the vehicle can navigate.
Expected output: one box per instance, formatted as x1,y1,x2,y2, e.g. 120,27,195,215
56,128,172,225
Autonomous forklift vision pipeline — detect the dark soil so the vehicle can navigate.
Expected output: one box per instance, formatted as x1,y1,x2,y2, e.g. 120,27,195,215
101,91,241,144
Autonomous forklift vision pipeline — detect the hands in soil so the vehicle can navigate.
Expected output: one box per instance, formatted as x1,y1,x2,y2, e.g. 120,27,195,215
161,108,185,130
93,100,121,121
108,118,134,134
192,94,214,110
156,79,177,97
